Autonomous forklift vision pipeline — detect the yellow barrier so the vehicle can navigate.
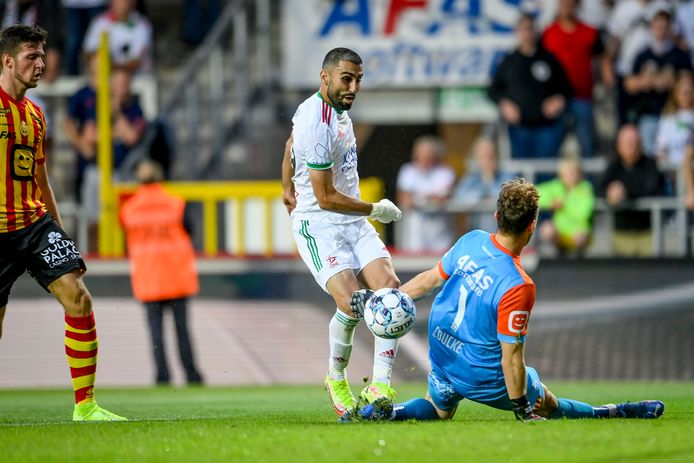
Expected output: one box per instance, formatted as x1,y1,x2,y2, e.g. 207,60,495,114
108,177,385,257
96,32,115,256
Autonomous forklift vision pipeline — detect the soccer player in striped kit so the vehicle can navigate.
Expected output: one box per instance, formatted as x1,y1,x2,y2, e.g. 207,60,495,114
0,25,125,421
282,47,403,417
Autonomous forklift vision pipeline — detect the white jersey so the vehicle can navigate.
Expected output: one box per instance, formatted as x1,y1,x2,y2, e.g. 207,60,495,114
291,92,361,224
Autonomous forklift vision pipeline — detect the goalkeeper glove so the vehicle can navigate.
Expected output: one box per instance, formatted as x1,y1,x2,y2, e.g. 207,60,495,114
511,396,545,422
370,199,402,223
349,289,374,319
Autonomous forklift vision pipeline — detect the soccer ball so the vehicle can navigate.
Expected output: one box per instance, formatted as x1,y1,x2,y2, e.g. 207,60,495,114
364,288,416,339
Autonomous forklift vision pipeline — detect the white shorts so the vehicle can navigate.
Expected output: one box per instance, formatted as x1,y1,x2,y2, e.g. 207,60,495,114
292,217,391,292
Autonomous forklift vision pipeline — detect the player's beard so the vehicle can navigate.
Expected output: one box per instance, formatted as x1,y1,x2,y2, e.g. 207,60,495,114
326,82,354,111
14,70,39,89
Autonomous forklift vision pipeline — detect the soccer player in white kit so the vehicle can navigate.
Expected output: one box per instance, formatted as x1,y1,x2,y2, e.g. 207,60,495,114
282,47,403,417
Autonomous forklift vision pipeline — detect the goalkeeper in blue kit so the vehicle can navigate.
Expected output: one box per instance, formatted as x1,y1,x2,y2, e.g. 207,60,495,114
352,179,664,422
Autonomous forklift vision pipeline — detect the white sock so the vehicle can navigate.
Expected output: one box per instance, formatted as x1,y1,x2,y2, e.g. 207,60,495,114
372,336,398,385
328,309,359,380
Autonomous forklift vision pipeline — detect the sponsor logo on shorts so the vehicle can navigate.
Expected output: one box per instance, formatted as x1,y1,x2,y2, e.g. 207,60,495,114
326,255,339,268
41,231,81,268
508,311,529,334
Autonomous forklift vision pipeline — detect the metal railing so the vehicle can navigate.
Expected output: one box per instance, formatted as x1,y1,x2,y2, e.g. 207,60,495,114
396,159,692,257
158,0,273,180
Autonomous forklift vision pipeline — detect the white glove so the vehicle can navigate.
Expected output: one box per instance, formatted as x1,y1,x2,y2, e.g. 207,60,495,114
369,199,402,223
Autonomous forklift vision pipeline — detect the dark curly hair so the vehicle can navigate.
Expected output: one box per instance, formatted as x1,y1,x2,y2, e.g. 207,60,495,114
496,178,539,235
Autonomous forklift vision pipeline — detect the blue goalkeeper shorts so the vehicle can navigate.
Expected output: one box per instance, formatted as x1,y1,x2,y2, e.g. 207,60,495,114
427,365,545,412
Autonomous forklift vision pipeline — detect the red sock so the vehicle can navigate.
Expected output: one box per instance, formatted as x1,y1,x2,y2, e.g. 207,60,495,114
64,313,98,404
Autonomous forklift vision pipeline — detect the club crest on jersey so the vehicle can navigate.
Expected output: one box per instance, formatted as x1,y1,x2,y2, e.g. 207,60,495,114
10,144,35,180
20,120,28,137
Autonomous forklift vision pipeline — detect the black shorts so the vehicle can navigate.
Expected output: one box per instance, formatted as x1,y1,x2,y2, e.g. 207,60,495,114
0,213,87,307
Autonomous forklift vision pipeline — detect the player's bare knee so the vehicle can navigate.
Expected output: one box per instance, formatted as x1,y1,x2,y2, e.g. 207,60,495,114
73,285,93,317
60,279,93,317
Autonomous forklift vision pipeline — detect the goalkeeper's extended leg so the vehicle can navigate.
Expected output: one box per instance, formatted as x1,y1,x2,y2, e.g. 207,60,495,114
538,384,664,419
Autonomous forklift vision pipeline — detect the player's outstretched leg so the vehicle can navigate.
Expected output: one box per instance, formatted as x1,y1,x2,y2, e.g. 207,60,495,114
599,401,665,419
539,387,664,420
546,398,664,419
325,309,359,416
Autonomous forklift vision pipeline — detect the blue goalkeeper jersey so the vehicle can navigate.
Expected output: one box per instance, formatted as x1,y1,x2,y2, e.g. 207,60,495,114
427,230,536,390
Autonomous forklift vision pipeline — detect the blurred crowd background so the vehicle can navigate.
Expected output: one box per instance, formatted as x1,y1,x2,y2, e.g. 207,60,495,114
21,0,694,260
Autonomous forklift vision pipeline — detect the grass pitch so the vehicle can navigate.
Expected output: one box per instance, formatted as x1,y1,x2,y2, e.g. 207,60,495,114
1,382,693,463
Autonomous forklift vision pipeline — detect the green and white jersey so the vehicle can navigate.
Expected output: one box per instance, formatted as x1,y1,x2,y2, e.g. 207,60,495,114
291,92,360,224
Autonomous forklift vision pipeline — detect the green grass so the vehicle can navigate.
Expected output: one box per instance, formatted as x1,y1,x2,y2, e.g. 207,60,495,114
1,382,693,463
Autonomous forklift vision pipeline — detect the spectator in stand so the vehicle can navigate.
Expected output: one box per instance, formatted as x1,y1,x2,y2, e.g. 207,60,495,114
64,52,98,204
62,0,108,75
675,0,694,64
487,13,572,159
624,5,693,156
82,0,153,72
542,0,614,158
683,132,694,210
537,157,595,256
182,0,221,45
396,135,456,254
2,0,63,82
655,73,694,165
597,124,666,257
120,160,204,386
65,64,146,251
683,134,694,255
606,0,658,125
577,0,615,30
451,137,514,233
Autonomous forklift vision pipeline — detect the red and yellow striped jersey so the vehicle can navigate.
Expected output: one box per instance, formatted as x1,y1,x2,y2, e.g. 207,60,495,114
0,85,47,233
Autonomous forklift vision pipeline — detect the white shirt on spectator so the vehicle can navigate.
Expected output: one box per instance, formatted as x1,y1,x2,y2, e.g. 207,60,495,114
655,109,694,164
83,9,153,72
579,0,613,30
396,163,455,253
608,0,653,76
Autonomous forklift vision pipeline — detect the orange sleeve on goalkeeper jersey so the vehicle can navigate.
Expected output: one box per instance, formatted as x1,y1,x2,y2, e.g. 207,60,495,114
497,283,535,339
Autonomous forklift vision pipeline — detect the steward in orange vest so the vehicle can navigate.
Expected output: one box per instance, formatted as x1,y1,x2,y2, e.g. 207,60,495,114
120,164,198,302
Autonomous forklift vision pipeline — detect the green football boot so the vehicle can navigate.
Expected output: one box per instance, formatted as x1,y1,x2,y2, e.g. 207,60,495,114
73,402,128,422
360,381,396,405
325,375,357,417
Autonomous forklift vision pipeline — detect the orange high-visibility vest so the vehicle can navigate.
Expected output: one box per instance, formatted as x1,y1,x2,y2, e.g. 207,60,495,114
120,184,198,302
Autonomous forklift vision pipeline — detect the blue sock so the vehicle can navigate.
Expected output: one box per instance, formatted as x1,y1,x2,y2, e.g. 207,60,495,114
392,398,440,421
550,398,599,419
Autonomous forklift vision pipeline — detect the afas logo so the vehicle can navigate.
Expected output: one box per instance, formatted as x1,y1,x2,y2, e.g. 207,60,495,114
508,311,529,334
